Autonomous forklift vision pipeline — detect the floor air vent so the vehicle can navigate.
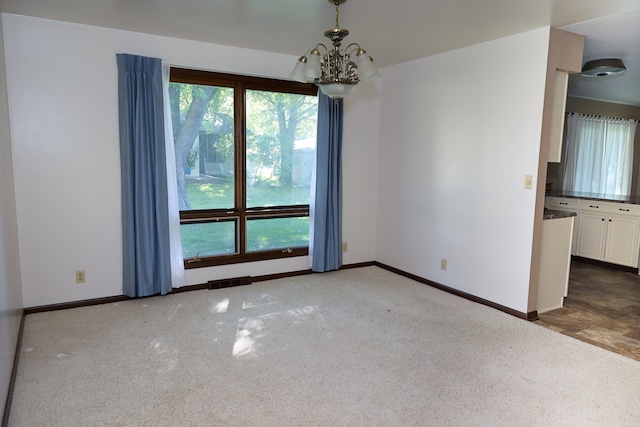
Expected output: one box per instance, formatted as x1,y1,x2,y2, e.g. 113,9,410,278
207,276,252,290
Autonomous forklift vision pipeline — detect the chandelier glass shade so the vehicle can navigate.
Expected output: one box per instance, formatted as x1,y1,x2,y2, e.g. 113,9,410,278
289,0,380,99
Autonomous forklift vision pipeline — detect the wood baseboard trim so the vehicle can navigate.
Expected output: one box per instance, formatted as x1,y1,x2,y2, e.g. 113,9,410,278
572,256,638,274
24,295,133,315
2,312,25,427
21,260,536,322
340,261,376,269
22,262,377,313
526,311,540,321
373,262,535,320
22,269,314,313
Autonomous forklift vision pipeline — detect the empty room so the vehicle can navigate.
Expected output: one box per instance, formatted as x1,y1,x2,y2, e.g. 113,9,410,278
1,0,639,425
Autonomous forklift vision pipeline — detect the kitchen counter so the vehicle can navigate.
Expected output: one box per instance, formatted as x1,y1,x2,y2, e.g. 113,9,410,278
547,190,640,205
544,208,577,220
546,193,640,268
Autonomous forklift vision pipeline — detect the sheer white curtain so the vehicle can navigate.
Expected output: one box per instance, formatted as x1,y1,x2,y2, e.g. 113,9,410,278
162,64,186,288
308,143,317,268
562,113,637,196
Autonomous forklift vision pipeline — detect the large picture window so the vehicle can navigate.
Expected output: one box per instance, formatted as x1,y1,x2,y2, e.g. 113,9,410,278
169,69,318,267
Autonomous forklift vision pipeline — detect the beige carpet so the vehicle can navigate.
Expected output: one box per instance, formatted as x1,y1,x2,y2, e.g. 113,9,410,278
8,266,640,426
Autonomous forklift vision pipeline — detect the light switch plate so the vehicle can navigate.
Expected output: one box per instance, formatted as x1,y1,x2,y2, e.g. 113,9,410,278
524,175,533,189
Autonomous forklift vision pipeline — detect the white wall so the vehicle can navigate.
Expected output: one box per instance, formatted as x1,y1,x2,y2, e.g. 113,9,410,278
376,28,550,313
3,14,380,307
342,81,381,264
0,13,24,416
3,13,553,315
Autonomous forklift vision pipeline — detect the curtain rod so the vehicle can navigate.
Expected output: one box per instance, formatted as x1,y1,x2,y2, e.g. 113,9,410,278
566,112,638,124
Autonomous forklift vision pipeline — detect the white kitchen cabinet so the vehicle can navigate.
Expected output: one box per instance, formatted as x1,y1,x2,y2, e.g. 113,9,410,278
604,214,640,266
576,200,640,268
576,212,606,260
546,197,579,210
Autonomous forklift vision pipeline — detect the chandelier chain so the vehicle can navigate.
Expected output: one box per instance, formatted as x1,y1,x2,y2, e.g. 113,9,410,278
289,0,380,99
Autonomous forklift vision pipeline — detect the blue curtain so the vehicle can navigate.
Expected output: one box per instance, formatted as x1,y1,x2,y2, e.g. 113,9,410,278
312,94,344,272
117,54,172,297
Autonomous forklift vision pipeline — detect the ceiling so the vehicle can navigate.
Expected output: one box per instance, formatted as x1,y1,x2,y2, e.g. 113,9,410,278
563,8,640,106
2,0,640,105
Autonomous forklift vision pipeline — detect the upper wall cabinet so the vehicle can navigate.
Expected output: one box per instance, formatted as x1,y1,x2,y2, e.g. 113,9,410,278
543,28,584,163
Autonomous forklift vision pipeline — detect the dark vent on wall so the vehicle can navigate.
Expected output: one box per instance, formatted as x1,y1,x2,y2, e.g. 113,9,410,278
208,276,252,290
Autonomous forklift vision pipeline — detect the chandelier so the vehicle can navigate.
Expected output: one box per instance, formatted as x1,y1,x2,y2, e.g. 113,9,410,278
289,0,380,100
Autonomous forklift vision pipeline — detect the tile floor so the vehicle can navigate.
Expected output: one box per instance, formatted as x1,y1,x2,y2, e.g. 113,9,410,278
536,260,640,362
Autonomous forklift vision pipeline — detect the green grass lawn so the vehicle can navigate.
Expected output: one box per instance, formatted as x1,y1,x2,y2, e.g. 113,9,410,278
185,176,311,209
181,176,311,257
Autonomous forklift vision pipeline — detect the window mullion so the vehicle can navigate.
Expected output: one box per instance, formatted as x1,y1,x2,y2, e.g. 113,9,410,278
235,82,247,255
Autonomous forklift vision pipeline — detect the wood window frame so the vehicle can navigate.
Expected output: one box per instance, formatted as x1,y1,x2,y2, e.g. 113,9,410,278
170,68,318,268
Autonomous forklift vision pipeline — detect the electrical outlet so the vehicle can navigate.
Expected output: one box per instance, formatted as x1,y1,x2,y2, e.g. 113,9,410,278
342,242,348,252
440,259,447,271
76,270,85,284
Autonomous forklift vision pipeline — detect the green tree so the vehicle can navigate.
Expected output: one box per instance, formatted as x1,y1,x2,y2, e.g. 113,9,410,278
247,91,317,186
170,85,317,210
171,84,213,210
170,84,233,210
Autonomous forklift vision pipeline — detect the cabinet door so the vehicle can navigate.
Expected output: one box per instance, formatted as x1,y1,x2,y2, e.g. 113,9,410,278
576,212,606,260
604,214,640,267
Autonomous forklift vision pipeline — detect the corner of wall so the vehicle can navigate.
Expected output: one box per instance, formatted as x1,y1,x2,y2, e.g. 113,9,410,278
528,27,584,312
0,11,25,419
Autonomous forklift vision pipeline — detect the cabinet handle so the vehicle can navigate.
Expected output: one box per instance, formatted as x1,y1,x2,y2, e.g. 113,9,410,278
559,202,568,205
589,205,599,208
619,208,630,212
609,219,612,222
602,218,605,221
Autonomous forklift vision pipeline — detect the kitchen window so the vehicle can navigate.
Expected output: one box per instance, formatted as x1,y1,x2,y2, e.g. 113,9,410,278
169,68,318,267
562,113,638,196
